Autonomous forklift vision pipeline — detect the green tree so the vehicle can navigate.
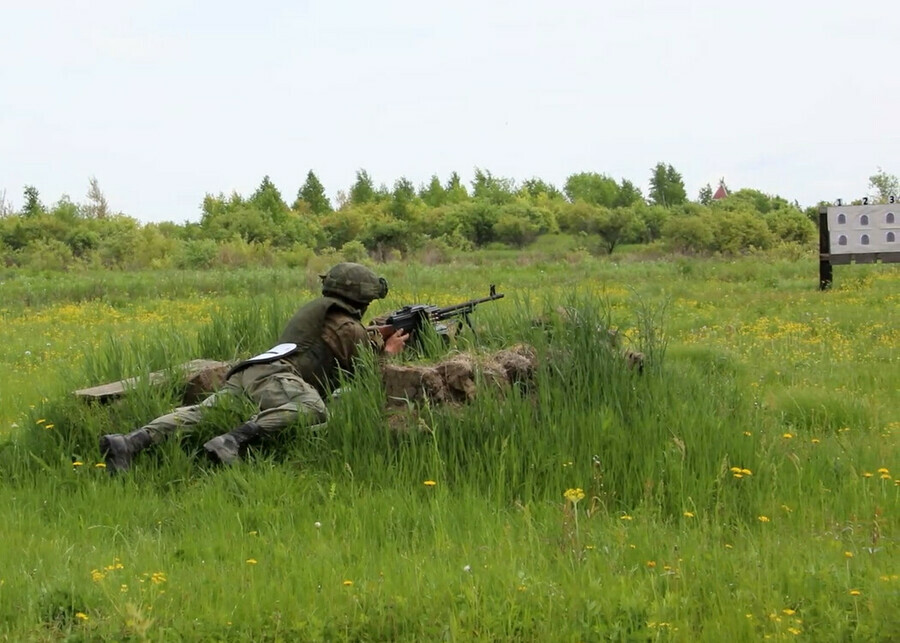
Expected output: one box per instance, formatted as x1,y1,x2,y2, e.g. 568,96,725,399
349,169,376,205
0,189,12,217
614,179,643,208
249,176,288,220
518,178,563,201
564,173,619,207
698,183,713,205
419,175,447,207
295,170,332,215
648,163,687,207
84,176,109,219
444,172,469,203
22,186,44,218
593,207,640,254
389,177,417,220
471,168,515,204
868,167,899,203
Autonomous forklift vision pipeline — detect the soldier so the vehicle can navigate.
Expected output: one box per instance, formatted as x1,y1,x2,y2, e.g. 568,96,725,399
99,263,409,473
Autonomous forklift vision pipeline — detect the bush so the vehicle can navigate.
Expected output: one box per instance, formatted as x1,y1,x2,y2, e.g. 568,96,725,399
662,216,715,253
340,239,369,263
19,239,74,271
764,208,816,245
175,239,219,269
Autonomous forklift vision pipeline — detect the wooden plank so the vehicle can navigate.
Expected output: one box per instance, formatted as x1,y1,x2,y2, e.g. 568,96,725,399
75,359,231,403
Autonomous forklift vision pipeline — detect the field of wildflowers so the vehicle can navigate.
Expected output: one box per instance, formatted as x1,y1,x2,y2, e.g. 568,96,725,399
0,251,896,641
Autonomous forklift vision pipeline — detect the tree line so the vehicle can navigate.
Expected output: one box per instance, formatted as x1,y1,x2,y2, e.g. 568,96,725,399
2,165,892,271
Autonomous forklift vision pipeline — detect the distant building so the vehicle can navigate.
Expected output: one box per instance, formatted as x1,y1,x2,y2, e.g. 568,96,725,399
712,183,729,200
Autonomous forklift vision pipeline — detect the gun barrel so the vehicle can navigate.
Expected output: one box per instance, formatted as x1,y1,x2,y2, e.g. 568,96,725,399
431,292,504,319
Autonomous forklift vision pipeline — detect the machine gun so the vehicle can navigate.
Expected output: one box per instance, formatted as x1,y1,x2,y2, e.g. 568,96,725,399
381,285,504,341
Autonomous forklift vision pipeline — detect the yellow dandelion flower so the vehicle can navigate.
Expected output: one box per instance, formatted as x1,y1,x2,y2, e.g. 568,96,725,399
844,551,853,558
683,511,694,518
75,612,88,621
72,461,83,467
343,580,353,586
95,463,106,469
725,544,733,549
45,424,54,429
120,584,128,592
863,472,873,478
881,474,891,480
782,433,793,439
877,467,889,474
733,473,744,479
782,608,796,615
743,431,752,436
90,570,105,582
423,480,437,487
647,561,656,568
150,572,166,584
849,589,861,596
741,469,752,476
788,627,801,635
730,466,742,473
36,419,45,425
246,558,258,565
564,488,585,503
758,515,770,523
811,438,820,444
620,514,633,521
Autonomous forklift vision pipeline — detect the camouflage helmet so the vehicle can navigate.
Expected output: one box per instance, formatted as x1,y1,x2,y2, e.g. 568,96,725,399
321,262,388,305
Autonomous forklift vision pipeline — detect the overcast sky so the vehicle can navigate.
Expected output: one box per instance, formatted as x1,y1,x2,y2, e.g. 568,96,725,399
1,0,898,222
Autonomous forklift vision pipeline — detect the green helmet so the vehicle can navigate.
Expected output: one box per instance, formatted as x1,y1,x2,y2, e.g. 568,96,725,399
321,262,388,305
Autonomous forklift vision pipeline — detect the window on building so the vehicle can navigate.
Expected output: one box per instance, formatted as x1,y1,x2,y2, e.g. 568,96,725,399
860,214,870,225
887,212,895,224
888,231,896,243
838,235,847,246
861,234,870,245
837,213,846,224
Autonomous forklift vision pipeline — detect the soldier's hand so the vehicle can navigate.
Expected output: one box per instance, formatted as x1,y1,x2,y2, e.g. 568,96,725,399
383,329,410,355
373,324,398,341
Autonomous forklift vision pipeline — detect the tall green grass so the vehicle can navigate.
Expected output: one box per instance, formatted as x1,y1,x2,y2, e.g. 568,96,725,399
0,256,897,641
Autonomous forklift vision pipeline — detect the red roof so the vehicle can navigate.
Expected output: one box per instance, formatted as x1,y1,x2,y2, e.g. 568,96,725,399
713,184,729,200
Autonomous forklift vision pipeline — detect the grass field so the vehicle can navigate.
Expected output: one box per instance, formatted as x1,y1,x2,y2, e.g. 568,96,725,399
0,247,897,641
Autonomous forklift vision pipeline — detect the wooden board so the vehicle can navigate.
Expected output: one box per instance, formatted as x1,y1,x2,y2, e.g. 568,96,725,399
74,359,231,403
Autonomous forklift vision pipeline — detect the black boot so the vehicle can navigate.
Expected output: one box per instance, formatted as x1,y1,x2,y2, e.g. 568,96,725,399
98,429,153,474
203,422,262,465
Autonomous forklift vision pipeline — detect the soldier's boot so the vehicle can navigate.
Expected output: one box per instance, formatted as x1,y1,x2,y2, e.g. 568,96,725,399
203,422,262,465
98,429,153,474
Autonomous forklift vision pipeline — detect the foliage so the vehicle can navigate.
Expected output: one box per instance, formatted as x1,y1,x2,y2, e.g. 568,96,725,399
349,169,377,205
648,162,687,207
295,170,332,215
0,167,833,270
0,258,896,640
868,167,899,203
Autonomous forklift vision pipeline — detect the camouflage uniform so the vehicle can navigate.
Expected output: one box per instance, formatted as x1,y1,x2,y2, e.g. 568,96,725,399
99,263,389,472
141,299,381,442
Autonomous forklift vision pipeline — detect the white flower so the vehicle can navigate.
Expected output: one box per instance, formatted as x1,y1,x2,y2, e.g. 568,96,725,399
314,521,321,529
463,565,471,573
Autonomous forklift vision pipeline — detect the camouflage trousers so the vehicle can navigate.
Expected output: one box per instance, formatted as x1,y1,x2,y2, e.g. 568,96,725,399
140,360,328,443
